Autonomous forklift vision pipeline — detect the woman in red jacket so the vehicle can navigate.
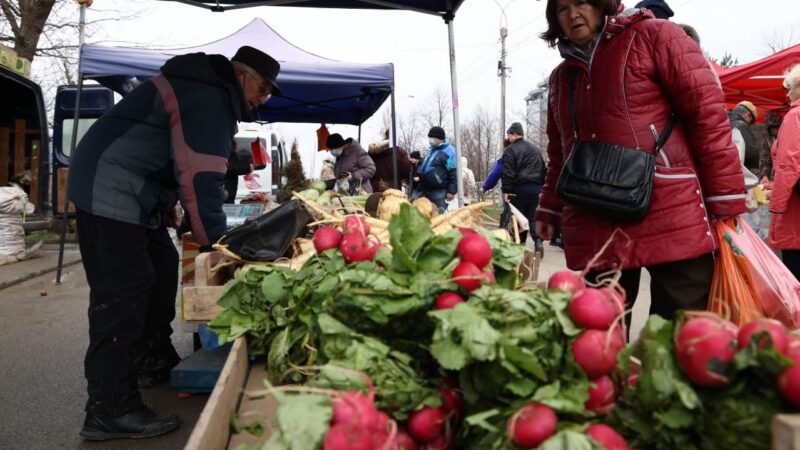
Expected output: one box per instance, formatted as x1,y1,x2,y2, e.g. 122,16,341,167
534,0,746,320
769,64,800,278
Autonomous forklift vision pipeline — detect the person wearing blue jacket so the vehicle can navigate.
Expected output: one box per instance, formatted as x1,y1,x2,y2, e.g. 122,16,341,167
482,156,504,192
417,126,457,212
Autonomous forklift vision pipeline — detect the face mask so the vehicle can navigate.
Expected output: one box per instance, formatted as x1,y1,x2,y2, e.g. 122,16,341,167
331,149,340,158
429,138,438,149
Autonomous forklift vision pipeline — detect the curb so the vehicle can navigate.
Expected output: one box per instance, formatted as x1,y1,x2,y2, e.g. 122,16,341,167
0,258,83,291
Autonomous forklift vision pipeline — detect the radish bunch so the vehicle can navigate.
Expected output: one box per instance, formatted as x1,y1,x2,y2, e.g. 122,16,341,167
548,271,627,416
323,389,399,450
673,315,800,407
312,215,380,264
402,388,463,449
435,230,495,311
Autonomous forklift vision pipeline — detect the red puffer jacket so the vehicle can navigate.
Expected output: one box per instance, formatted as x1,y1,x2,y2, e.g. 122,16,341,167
535,11,746,271
768,99,800,250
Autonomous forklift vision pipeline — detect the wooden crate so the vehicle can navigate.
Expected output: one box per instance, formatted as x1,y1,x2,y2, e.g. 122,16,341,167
181,251,239,322
184,337,278,450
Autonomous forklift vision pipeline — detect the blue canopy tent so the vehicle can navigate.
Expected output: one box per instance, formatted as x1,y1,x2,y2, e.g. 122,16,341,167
79,18,394,125
158,0,469,205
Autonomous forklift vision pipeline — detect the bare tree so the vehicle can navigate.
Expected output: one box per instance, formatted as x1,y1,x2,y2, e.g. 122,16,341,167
380,106,424,153
763,26,800,54
419,86,452,136
460,105,499,186
2,1,142,125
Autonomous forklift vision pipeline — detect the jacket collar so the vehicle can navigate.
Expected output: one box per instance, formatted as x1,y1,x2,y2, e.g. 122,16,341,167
558,9,652,64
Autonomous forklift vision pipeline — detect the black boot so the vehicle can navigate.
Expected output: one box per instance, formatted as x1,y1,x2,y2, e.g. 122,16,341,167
80,405,180,441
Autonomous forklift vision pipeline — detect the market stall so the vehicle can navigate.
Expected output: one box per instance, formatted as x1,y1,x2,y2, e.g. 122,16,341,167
715,43,800,120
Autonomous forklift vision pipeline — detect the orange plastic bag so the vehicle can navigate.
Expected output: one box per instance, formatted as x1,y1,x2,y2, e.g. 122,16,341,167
708,219,764,326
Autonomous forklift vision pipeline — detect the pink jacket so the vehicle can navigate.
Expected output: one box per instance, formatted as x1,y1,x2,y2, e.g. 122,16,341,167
769,99,800,250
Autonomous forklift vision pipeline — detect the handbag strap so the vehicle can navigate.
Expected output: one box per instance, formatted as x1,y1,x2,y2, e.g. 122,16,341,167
568,68,676,152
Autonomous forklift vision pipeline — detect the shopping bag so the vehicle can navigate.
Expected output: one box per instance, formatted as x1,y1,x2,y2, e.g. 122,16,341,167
708,219,764,326
720,218,800,328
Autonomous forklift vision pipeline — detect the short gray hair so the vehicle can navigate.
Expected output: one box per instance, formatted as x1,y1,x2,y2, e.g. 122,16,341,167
785,64,800,91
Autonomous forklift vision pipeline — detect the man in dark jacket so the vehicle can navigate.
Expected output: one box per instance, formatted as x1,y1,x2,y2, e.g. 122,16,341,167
729,100,759,171
417,126,457,212
68,46,281,440
501,122,546,254
368,130,412,192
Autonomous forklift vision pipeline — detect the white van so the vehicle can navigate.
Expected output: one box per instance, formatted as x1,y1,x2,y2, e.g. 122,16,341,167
232,123,288,203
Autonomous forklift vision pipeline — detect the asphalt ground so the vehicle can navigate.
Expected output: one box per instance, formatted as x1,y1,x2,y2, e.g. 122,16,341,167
0,262,205,450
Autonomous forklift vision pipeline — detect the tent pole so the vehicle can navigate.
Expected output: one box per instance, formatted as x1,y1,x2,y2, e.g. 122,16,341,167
390,89,398,189
358,125,362,142
446,16,464,207
56,74,85,284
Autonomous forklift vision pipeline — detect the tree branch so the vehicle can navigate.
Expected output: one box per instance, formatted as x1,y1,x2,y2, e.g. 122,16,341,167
0,0,21,37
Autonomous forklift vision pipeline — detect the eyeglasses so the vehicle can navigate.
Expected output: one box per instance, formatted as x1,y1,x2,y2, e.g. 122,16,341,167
243,68,273,99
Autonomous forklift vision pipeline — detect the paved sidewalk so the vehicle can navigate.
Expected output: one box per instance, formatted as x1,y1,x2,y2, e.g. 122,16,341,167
0,247,83,290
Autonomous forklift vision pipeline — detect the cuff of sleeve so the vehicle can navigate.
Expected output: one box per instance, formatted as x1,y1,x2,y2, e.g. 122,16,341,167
705,197,747,218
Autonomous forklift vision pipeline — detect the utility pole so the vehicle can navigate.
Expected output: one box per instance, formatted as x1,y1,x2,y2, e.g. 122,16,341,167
498,27,509,141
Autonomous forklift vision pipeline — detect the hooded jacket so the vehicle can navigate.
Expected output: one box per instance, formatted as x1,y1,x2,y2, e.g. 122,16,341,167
535,10,745,271
368,139,412,192
68,53,249,247
333,138,376,193
418,141,457,194
769,98,800,249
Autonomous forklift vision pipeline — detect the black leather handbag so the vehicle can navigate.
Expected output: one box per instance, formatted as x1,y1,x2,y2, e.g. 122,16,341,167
217,199,313,261
556,70,676,221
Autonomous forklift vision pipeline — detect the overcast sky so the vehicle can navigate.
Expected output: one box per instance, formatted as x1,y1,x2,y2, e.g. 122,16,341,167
71,0,799,178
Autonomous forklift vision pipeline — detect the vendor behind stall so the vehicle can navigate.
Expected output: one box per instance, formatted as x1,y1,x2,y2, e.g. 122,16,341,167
67,46,281,441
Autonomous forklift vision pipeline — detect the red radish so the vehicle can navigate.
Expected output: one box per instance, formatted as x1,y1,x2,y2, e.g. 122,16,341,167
394,428,419,450
627,373,639,388
585,424,629,450
506,402,558,449
452,261,484,292
599,286,626,314
675,315,737,387
313,226,344,252
585,375,616,415
458,227,479,237
483,270,496,284
343,215,371,237
370,411,394,448
323,423,373,450
778,351,800,406
569,288,620,330
572,326,626,378
425,434,454,449
456,234,493,269
407,407,447,443
737,318,788,353
435,292,465,310
439,388,463,420
331,391,380,428
339,233,378,264
547,270,585,295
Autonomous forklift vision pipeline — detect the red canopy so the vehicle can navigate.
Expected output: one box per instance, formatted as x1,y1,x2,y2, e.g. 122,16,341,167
715,43,800,123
